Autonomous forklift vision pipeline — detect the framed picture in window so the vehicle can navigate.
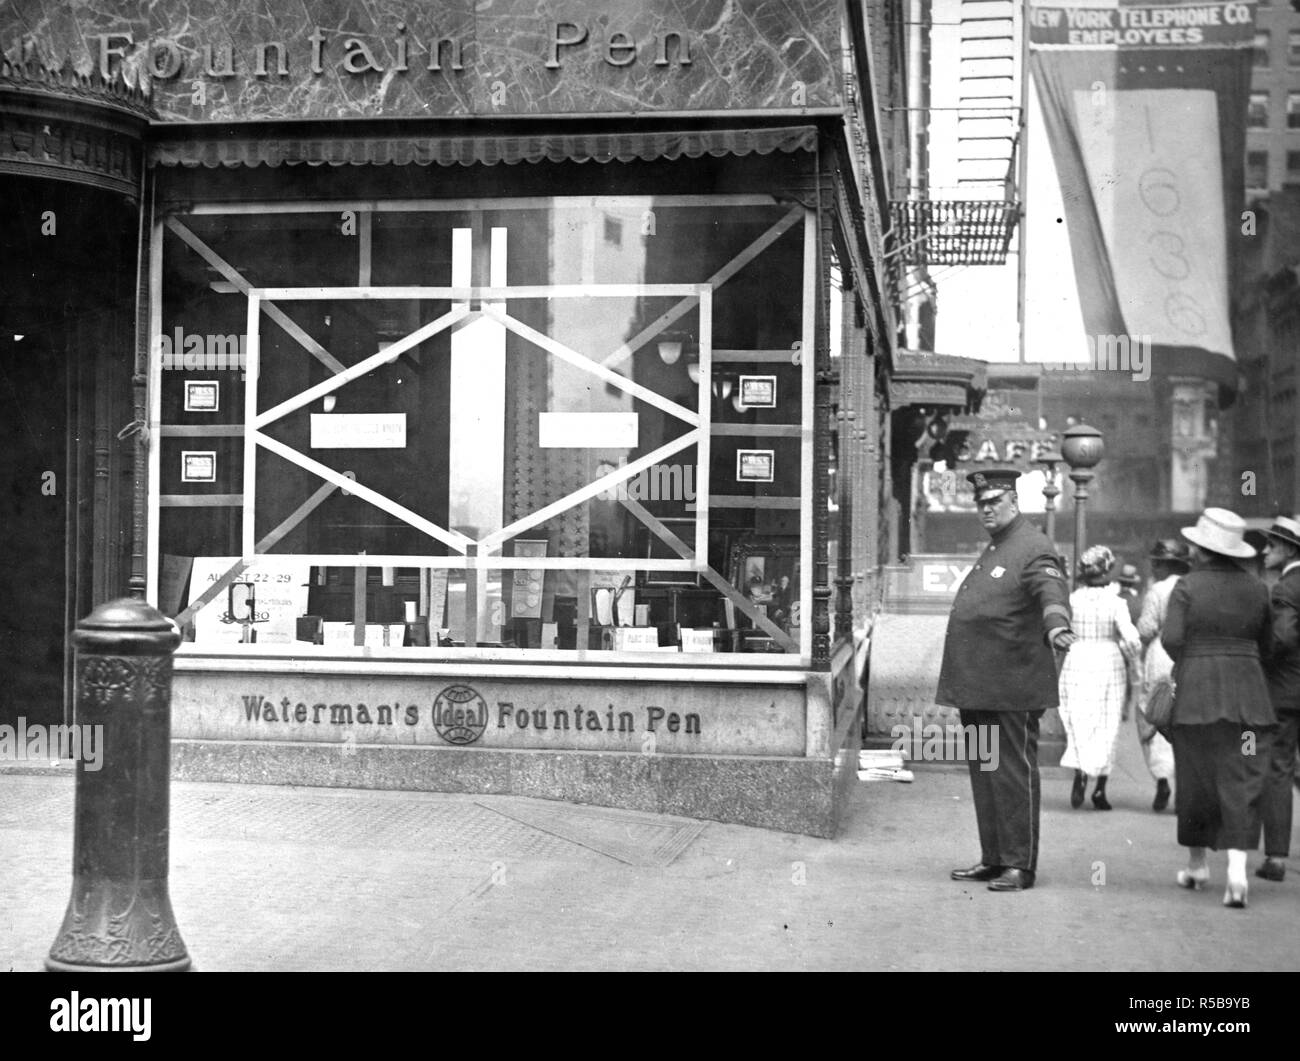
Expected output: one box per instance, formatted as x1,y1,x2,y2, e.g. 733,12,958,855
739,375,776,408
736,449,774,483
181,451,216,483
730,537,800,633
184,381,220,412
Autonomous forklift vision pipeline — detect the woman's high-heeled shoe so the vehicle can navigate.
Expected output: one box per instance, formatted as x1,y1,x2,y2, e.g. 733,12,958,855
1071,771,1086,809
1176,868,1209,890
1225,850,1249,908
1224,873,1249,908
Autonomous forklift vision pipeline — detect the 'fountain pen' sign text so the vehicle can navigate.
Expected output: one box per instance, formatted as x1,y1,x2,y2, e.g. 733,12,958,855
97,23,693,83
240,690,701,746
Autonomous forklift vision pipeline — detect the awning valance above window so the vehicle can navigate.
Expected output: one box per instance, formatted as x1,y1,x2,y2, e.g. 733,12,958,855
149,124,818,169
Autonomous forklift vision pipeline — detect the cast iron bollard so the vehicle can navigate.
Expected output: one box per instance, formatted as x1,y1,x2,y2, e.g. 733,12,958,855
47,598,189,972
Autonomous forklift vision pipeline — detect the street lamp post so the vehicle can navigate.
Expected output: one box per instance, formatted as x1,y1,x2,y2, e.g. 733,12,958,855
1061,424,1105,589
1035,449,1063,543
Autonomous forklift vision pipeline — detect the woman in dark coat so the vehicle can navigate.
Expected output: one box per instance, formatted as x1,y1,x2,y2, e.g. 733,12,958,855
1162,508,1276,909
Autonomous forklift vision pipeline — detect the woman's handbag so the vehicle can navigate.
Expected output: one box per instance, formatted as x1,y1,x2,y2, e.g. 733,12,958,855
1142,676,1175,743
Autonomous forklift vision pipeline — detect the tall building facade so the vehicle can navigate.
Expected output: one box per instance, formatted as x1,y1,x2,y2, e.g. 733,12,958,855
1233,5,1300,518
1246,0,1300,193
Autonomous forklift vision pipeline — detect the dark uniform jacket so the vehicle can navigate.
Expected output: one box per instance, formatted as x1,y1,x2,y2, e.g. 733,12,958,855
1162,556,1275,728
1265,564,1300,715
935,513,1072,713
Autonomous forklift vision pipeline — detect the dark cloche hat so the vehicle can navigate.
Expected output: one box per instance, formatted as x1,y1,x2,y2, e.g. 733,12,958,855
1149,538,1191,569
967,468,1020,502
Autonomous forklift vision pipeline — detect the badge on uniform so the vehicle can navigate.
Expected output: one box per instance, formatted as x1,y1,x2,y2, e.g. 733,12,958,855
990,566,1005,579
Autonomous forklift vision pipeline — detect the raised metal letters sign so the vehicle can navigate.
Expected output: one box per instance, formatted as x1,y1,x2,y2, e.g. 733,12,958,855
4,0,842,121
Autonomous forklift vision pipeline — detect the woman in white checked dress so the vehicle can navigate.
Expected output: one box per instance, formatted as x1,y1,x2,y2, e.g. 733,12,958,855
1058,545,1141,810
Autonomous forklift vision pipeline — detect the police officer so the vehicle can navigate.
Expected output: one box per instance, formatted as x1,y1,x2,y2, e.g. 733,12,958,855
938,468,1076,891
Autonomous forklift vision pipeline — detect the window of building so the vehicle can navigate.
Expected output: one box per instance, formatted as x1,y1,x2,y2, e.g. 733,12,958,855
1289,93,1300,128
1255,30,1271,67
1290,29,1300,64
1288,150,1300,177
152,196,814,660
1247,150,1269,189
1249,93,1271,128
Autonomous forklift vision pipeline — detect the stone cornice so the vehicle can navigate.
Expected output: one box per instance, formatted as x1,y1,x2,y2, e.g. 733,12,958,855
0,58,150,199
0,55,153,122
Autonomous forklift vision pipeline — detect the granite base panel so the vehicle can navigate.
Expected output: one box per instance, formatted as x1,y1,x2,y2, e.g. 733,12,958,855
170,739,845,837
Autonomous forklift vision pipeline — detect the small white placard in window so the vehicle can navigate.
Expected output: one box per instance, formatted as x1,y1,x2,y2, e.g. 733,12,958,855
613,627,663,652
739,375,776,408
538,412,638,449
736,449,774,483
181,451,216,482
310,413,407,449
681,629,716,653
323,622,353,646
184,381,219,412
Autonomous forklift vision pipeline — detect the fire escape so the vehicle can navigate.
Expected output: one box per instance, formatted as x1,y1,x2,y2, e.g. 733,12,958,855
888,0,1022,288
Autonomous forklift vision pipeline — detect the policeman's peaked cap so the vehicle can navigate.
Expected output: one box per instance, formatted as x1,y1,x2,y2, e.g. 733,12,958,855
967,468,1020,502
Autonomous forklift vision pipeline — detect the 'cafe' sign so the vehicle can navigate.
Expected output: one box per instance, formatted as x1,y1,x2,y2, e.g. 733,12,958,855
951,435,1059,465
945,390,1057,467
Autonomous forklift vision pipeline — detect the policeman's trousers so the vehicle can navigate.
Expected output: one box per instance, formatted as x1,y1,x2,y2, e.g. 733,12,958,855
959,708,1043,872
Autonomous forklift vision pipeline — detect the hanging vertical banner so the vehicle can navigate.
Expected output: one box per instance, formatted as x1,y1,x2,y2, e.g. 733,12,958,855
1028,0,1254,389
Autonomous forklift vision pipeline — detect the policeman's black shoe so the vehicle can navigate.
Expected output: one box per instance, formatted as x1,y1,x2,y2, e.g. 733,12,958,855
1070,771,1086,809
951,862,1002,882
1255,858,1285,882
988,868,1035,891
1153,778,1171,812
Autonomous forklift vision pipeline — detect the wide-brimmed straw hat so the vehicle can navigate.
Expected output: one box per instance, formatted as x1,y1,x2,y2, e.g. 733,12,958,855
1180,508,1256,559
1264,515,1300,551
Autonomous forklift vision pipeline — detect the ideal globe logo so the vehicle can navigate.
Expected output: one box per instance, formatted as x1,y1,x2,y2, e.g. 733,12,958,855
596,464,698,510
155,327,249,371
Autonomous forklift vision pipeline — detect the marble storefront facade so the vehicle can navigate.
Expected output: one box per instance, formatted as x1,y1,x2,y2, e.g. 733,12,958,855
1,0,905,835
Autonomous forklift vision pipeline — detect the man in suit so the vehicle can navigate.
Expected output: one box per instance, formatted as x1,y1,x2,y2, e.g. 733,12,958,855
1258,515,1300,882
937,468,1076,892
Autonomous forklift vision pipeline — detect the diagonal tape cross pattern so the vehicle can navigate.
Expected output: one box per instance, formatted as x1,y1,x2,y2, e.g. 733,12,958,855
248,291,708,559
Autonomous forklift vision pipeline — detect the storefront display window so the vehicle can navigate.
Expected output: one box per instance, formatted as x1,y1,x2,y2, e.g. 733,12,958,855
151,196,813,660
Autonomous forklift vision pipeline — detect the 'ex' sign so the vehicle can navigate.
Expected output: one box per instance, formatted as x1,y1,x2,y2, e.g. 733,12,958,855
921,562,972,594
882,554,979,614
